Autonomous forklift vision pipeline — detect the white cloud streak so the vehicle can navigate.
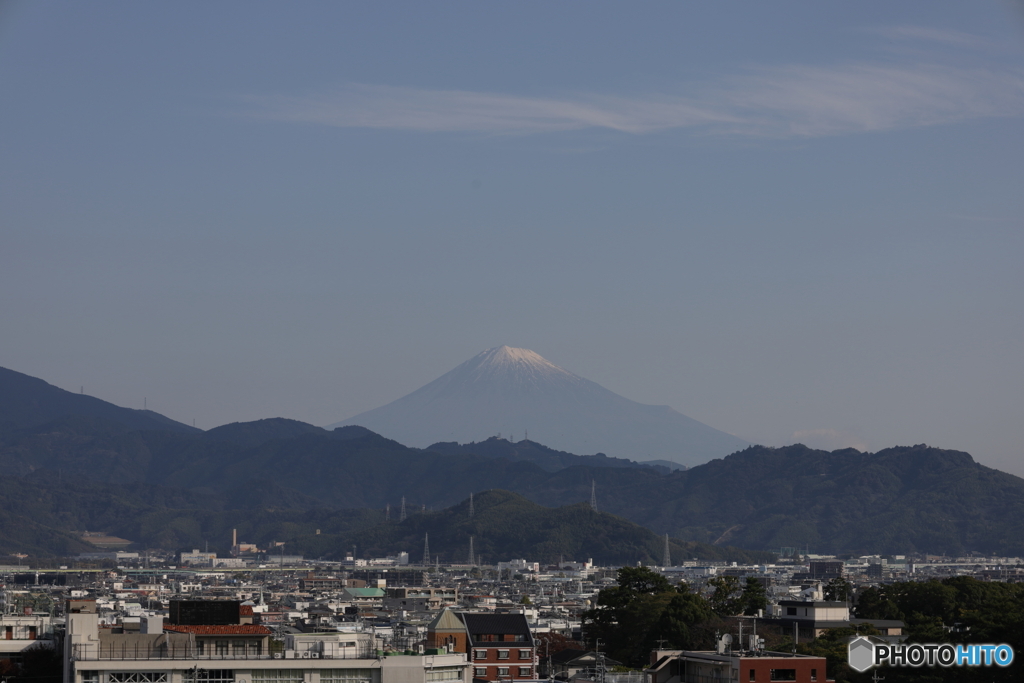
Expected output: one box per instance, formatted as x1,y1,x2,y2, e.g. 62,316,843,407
246,36,1024,139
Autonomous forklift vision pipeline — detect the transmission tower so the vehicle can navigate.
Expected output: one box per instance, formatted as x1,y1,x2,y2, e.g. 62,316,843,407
468,536,475,565
469,492,474,518
663,533,671,567
385,503,390,522
400,497,407,522
423,533,430,565
590,480,598,512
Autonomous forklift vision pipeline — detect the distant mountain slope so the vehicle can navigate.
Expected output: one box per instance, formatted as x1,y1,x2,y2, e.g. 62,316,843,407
426,436,671,473
0,366,199,434
204,417,330,448
3,366,1024,557
527,443,1024,556
328,346,747,467
288,490,776,566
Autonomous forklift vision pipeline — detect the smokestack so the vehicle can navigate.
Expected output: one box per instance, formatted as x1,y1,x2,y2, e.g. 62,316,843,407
232,529,237,547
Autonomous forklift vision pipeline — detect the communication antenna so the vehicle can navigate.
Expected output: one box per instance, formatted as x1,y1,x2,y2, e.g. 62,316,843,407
421,503,425,514
400,497,407,522
423,533,430,565
469,492,474,518
524,430,528,441
385,504,390,522
590,480,598,512
663,533,671,567
468,536,475,565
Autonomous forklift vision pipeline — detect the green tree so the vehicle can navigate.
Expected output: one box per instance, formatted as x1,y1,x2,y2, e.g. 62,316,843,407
584,567,701,666
823,576,852,602
740,577,768,616
707,576,741,616
653,584,715,650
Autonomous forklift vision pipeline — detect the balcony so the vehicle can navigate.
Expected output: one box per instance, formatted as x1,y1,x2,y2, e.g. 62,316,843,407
71,644,377,662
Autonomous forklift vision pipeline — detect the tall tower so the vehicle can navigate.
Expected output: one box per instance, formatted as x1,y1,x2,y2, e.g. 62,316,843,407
469,492,474,518
400,497,407,522
385,503,390,522
590,480,598,512
663,533,671,567
423,533,430,565
468,536,475,565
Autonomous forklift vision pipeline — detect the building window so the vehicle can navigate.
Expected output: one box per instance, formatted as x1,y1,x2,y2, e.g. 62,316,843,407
786,608,796,616
320,669,374,683
510,635,525,642
251,671,304,683
769,671,796,682
108,674,168,683
193,671,234,683
216,641,229,656
810,670,817,682
82,673,99,683
426,668,462,683
497,668,509,677
498,650,509,660
475,650,488,660
518,668,530,677
475,669,486,677
518,650,530,660
749,669,755,682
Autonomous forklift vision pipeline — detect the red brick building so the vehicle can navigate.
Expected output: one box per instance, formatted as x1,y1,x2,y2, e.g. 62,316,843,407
426,611,536,682
647,648,832,683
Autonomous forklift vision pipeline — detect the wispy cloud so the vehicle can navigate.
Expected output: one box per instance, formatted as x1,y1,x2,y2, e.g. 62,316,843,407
244,29,1024,139
865,25,989,47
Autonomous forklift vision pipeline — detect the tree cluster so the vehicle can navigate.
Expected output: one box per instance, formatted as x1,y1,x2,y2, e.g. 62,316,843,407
582,567,770,666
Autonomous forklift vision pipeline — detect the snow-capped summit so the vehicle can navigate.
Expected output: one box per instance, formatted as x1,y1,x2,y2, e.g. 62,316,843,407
327,346,748,467
447,346,580,387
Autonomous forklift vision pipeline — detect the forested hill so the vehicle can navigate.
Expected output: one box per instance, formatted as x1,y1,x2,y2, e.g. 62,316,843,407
425,436,671,472
243,490,777,566
0,366,199,433
3,365,1024,557
551,443,1024,556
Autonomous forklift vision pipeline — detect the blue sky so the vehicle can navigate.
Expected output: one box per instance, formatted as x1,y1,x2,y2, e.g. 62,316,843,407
2,1,1024,474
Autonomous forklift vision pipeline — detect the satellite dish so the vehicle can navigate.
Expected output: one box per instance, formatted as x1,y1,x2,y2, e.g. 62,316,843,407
722,634,733,645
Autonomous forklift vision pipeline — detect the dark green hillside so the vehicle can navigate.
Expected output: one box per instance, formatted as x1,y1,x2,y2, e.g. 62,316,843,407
264,490,776,565
0,474,771,565
532,444,1024,556
0,471,383,556
0,366,199,434
427,436,669,473
203,418,330,448
3,365,1024,557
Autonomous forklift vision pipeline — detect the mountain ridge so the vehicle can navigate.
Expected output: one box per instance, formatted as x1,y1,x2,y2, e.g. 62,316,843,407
328,346,748,467
0,366,200,435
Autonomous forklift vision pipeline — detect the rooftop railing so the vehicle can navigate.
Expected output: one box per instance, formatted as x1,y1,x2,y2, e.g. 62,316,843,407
71,644,377,662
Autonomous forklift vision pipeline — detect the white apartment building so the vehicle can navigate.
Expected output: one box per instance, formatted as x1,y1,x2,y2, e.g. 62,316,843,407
64,610,469,683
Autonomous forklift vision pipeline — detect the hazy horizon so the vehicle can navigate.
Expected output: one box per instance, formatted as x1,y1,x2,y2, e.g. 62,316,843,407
3,2,1023,475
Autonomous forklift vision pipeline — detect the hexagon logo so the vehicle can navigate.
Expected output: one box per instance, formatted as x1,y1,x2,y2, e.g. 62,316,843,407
848,637,876,673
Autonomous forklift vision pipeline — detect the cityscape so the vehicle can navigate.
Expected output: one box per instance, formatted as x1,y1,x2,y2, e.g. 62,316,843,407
3,3,1023,683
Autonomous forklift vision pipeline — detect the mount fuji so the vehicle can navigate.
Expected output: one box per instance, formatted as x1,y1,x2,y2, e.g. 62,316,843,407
327,346,748,467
